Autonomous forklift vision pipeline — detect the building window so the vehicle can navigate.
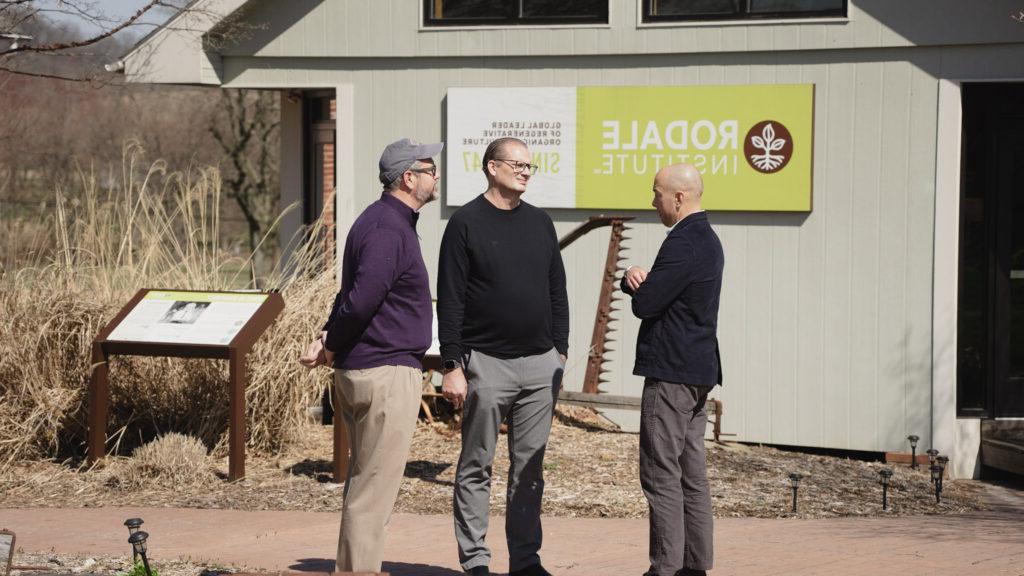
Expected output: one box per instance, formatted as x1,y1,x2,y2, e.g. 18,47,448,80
642,0,846,22
424,0,608,26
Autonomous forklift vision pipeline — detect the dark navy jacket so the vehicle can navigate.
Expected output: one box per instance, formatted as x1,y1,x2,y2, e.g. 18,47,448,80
621,211,724,387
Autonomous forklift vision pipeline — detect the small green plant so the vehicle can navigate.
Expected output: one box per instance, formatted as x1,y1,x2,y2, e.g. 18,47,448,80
120,561,159,576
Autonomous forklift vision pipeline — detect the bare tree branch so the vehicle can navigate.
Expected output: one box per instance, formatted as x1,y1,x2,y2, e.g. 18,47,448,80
1,0,167,56
0,64,91,81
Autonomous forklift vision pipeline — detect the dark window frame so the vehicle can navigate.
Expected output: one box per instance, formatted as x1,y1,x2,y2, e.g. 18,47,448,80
423,0,609,27
641,0,846,23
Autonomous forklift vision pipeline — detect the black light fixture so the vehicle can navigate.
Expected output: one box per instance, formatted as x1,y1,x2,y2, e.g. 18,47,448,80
788,473,804,513
930,464,943,504
936,455,949,494
907,435,920,469
123,518,143,562
128,531,153,576
926,448,939,468
878,468,893,511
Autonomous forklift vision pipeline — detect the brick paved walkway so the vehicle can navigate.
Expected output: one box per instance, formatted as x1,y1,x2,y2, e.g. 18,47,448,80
3,483,1022,575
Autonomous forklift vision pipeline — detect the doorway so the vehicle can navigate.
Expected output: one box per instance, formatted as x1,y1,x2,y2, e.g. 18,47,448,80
303,91,338,425
958,82,1024,418
303,92,336,228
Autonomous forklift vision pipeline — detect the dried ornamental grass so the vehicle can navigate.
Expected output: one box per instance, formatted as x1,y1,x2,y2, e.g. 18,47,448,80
113,432,217,489
0,142,332,471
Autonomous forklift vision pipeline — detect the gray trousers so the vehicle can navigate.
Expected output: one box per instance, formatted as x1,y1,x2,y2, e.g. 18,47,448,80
640,379,714,575
454,347,564,572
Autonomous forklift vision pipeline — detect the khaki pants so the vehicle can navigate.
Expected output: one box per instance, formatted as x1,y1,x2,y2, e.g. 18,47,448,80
334,365,422,573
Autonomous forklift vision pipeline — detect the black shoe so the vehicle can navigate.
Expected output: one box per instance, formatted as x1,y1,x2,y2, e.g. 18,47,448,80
676,569,707,576
465,566,490,576
509,564,553,576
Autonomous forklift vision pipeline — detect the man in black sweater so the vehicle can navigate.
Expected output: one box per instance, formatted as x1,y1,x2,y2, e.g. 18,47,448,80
621,163,723,576
438,137,569,576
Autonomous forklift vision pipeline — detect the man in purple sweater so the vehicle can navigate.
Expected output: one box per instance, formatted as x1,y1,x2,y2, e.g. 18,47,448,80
299,138,442,573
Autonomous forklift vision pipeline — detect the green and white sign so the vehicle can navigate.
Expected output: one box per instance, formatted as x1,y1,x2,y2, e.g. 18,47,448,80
446,85,814,211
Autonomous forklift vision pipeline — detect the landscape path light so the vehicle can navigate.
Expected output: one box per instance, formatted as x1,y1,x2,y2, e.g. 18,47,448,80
788,473,804,513
930,464,943,504
128,531,153,576
878,468,893,511
124,518,143,561
926,448,939,468
936,455,949,493
907,435,920,469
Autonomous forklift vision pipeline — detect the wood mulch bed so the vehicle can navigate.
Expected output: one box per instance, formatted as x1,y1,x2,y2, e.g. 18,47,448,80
9,551,241,576
0,407,984,519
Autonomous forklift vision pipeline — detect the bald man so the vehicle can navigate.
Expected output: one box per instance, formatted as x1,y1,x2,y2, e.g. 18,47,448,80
621,163,724,576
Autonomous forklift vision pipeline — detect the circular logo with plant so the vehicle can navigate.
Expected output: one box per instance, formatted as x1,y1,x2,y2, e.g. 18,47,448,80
744,120,794,174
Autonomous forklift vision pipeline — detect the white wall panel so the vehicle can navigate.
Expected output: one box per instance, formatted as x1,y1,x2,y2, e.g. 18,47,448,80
876,60,913,449
905,54,941,445
820,61,855,449
848,60,883,449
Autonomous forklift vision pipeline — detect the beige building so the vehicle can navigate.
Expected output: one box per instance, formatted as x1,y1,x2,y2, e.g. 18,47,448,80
120,0,1024,479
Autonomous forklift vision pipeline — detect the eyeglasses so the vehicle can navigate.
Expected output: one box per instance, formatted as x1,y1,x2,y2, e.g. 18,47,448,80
492,158,538,175
409,165,437,177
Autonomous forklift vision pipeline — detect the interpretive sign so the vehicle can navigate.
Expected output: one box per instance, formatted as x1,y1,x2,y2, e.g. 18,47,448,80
446,84,814,211
89,289,284,481
107,291,268,346
0,530,12,576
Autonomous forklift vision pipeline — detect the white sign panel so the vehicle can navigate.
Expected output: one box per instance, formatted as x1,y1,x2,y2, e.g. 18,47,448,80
107,291,268,346
447,87,576,208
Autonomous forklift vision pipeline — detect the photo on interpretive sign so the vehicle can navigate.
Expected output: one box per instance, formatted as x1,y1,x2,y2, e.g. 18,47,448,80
0,529,13,576
159,301,211,325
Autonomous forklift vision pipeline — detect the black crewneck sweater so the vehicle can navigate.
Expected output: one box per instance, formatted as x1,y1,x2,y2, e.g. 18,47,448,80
438,194,569,363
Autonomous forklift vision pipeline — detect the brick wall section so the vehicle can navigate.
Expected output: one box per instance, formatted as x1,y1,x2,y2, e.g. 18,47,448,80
322,98,337,265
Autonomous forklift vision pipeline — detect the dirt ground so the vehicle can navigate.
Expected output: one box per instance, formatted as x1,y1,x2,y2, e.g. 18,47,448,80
0,407,983,519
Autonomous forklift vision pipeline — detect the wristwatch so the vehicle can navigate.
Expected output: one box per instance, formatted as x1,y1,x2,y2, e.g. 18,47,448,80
443,359,462,372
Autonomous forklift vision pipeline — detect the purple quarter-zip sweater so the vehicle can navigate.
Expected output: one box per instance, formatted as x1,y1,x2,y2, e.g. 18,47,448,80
322,193,431,370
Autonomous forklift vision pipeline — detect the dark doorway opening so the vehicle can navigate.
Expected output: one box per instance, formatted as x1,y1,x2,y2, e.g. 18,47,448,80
303,91,338,426
958,82,1024,418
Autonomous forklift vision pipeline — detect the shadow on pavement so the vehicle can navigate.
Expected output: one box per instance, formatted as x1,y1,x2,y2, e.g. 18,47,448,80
382,562,465,576
289,558,464,575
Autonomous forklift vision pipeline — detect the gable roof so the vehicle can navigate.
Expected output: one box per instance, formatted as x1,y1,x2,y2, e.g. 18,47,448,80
120,0,248,85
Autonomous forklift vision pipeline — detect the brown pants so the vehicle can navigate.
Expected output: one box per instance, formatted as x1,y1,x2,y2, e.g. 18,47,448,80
640,379,714,575
334,365,422,573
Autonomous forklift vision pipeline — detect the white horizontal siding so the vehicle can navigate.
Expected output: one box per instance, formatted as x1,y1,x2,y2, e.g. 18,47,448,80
220,0,1024,59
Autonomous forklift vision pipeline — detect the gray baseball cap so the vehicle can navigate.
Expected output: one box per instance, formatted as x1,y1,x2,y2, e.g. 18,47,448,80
379,138,444,186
